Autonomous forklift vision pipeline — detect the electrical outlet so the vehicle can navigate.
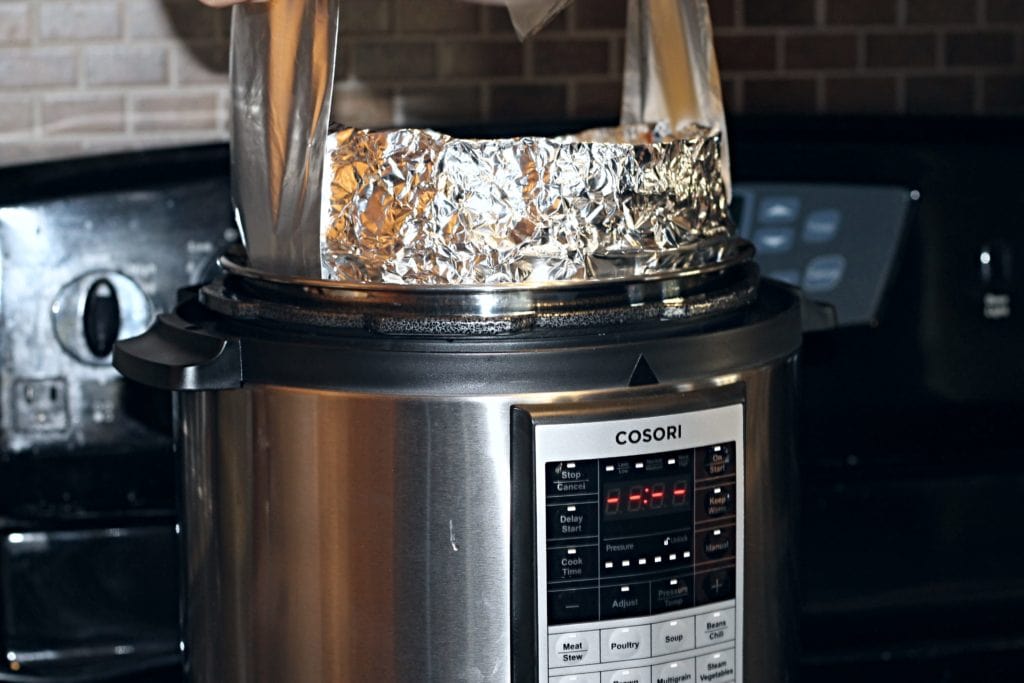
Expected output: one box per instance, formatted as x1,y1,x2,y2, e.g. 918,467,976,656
14,378,70,433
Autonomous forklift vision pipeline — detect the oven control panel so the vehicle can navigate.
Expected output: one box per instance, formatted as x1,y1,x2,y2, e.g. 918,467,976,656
531,404,744,683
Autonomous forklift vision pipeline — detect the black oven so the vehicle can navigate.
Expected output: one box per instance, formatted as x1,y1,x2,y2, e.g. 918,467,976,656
731,116,1024,681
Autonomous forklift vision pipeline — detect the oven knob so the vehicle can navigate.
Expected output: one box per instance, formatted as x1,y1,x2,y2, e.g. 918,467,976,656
52,271,155,365
83,279,120,358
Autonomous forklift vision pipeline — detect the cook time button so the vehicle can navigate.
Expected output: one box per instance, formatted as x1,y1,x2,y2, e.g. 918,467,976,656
548,630,600,668
548,545,599,582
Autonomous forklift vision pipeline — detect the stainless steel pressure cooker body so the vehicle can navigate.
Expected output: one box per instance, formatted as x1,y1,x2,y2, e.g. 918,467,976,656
115,249,801,683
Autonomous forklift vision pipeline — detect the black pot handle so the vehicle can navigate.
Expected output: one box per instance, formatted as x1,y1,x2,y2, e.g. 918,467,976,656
113,310,242,391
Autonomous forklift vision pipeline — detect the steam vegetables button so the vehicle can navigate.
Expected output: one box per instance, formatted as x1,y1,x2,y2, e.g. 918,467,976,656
695,649,736,683
696,608,736,649
601,667,652,683
548,631,601,668
652,617,696,656
651,658,696,683
601,625,652,662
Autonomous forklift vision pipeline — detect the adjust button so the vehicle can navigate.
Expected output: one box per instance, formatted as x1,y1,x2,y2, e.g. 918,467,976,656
695,649,736,683
651,659,695,683
600,583,650,620
548,502,599,540
652,617,696,656
602,668,652,683
601,625,652,662
549,630,601,668
696,608,736,649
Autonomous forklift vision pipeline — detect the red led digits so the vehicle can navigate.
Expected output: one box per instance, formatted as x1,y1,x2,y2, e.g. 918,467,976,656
605,488,621,514
650,483,665,509
627,486,643,512
672,481,688,506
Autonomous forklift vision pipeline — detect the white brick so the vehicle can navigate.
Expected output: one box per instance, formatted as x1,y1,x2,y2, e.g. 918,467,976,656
0,97,33,133
132,92,218,132
0,48,78,87
39,1,121,42
42,93,125,133
126,0,223,40
84,45,168,85
0,3,30,46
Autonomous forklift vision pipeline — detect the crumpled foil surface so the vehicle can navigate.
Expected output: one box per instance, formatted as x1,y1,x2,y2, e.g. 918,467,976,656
321,123,734,285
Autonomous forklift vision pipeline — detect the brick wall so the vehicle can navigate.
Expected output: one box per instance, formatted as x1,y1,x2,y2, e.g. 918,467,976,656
1,0,1022,167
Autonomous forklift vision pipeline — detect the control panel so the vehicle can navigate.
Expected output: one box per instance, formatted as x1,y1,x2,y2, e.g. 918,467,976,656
731,182,914,327
530,404,744,683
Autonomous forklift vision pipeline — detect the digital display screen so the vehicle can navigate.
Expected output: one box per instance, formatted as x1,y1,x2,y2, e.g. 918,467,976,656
603,476,689,519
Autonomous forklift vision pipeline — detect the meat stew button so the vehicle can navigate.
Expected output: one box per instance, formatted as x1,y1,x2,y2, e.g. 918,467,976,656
651,659,695,683
696,608,736,648
652,617,695,656
548,630,600,668
601,668,652,683
601,625,651,662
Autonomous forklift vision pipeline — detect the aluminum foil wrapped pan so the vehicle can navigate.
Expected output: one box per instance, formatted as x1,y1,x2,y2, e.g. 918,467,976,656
321,123,734,285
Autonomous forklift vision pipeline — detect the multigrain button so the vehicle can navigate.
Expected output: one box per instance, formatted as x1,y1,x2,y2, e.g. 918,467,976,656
601,625,651,662
651,659,695,683
548,630,600,668
696,608,736,648
652,617,695,656
695,649,736,682
601,667,652,683
553,674,600,683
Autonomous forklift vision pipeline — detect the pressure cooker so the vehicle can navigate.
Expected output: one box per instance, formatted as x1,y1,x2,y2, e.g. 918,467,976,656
114,242,802,683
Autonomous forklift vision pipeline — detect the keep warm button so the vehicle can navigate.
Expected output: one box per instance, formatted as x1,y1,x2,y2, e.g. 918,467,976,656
601,625,651,662
696,608,735,648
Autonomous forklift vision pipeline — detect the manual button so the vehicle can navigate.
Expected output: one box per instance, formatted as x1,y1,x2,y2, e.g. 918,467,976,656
548,630,600,668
